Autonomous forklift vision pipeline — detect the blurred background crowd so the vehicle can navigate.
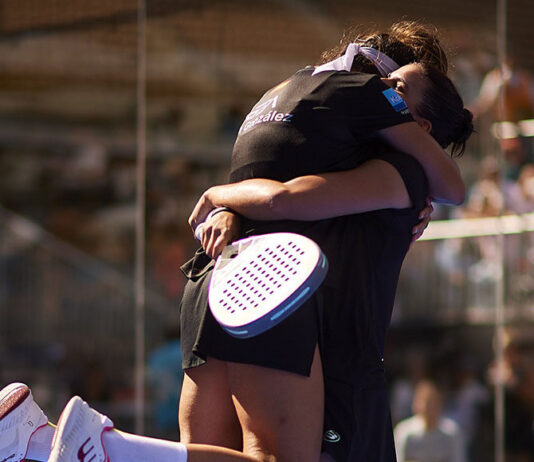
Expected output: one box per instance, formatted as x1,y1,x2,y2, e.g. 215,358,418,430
1,1,534,461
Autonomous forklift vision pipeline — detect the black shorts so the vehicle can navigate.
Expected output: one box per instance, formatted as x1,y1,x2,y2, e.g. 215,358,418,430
180,248,322,376
180,249,397,462
322,367,397,462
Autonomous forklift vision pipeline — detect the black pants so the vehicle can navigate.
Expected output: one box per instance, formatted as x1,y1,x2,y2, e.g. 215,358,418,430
322,367,397,462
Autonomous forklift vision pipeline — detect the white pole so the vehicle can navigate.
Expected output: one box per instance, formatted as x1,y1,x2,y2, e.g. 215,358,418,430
495,0,507,461
135,0,147,435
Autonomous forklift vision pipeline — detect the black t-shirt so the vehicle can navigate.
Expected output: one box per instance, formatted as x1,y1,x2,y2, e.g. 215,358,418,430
230,67,413,183
182,148,428,379
229,68,417,290
317,149,428,380
230,68,426,375
181,68,428,378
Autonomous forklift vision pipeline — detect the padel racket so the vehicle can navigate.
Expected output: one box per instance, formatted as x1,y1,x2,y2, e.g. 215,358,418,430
206,232,328,338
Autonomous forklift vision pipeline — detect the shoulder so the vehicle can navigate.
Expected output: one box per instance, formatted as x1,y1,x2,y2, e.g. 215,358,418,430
395,415,423,438
373,150,426,178
371,150,429,210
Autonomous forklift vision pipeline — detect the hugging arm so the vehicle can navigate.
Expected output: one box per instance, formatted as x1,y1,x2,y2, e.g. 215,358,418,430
190,159,432,257
190,159,410,225
378,122,465,205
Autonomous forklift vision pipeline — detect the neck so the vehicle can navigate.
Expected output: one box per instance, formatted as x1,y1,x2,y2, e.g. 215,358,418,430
423,415,439,430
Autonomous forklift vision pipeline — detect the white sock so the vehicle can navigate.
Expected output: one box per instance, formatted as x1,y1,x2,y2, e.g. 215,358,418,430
25,423,54,461
23,421,188,462
103,429,188,462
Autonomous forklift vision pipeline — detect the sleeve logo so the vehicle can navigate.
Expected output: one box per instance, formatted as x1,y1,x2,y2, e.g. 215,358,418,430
382,88,409,112
238,94,293,135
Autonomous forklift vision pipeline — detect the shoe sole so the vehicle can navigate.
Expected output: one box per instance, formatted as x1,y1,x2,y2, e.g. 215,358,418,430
50,397,113,462
0,383,48,462
0,384,30,421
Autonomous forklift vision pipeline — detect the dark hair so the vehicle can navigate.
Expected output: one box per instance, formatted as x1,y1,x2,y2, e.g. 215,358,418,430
415,63,474,156
320,21,473,155
319,21,448,74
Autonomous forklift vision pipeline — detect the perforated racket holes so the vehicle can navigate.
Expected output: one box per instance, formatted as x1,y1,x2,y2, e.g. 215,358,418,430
219,240,307,313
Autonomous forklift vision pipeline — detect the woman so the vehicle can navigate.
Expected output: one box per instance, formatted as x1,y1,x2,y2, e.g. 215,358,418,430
179,23,473,462
0,25,471,462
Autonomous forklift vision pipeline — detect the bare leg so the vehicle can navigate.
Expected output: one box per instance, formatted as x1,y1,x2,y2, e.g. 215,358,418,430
187,444,263,462
104,430,261,462
227,345,324,462
179,357,242,450
23,423,260,462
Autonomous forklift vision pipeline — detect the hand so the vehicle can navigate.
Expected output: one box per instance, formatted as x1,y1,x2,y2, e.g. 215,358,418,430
198,211,241,259
411,198,433,244
188,189,216,233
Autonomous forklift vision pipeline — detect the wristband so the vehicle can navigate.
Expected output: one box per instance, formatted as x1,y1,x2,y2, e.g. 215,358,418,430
206,206,233,222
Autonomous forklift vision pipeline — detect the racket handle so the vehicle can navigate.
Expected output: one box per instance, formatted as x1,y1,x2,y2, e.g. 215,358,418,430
194,223,204,241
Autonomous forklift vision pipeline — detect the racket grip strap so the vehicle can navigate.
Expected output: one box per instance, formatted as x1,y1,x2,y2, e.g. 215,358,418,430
194,207,233,241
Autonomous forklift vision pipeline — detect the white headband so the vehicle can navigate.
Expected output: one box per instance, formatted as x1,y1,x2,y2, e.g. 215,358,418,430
312,43,400,77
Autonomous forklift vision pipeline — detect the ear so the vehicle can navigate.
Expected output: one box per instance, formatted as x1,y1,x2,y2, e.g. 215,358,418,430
418,118,432,134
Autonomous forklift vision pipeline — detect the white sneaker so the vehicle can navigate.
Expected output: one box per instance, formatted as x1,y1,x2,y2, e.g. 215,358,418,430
0,382,48,462
49,396,114,462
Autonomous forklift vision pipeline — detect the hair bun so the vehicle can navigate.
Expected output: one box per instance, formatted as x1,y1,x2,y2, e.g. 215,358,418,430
459,108,475,140
463,107,474,127
451,108,475,156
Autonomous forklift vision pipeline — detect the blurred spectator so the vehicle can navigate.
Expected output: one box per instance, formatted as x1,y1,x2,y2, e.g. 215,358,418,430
461,156,508,310
471,57,534,180
476,327,534,462
506,163,534,213
472,57,534,124
462,155,508,218
147,326,183,439
461,158,534,310
444,355,490,456
391,347,430,424
505,164,534,303
149,224,187,300
394,380,467,462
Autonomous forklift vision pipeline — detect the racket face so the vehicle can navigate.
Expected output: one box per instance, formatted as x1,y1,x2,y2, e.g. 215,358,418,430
208,232,328,338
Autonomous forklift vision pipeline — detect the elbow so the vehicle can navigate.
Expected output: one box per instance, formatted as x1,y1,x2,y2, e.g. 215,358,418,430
432,180,465,206
440,183,465,206
452,182,466,206
267,186,292,219
455,194,466,207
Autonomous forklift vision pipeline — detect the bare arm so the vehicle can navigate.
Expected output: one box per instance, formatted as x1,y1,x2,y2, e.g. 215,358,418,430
189,159,410,227
190,160,435,258
378,122,465,205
